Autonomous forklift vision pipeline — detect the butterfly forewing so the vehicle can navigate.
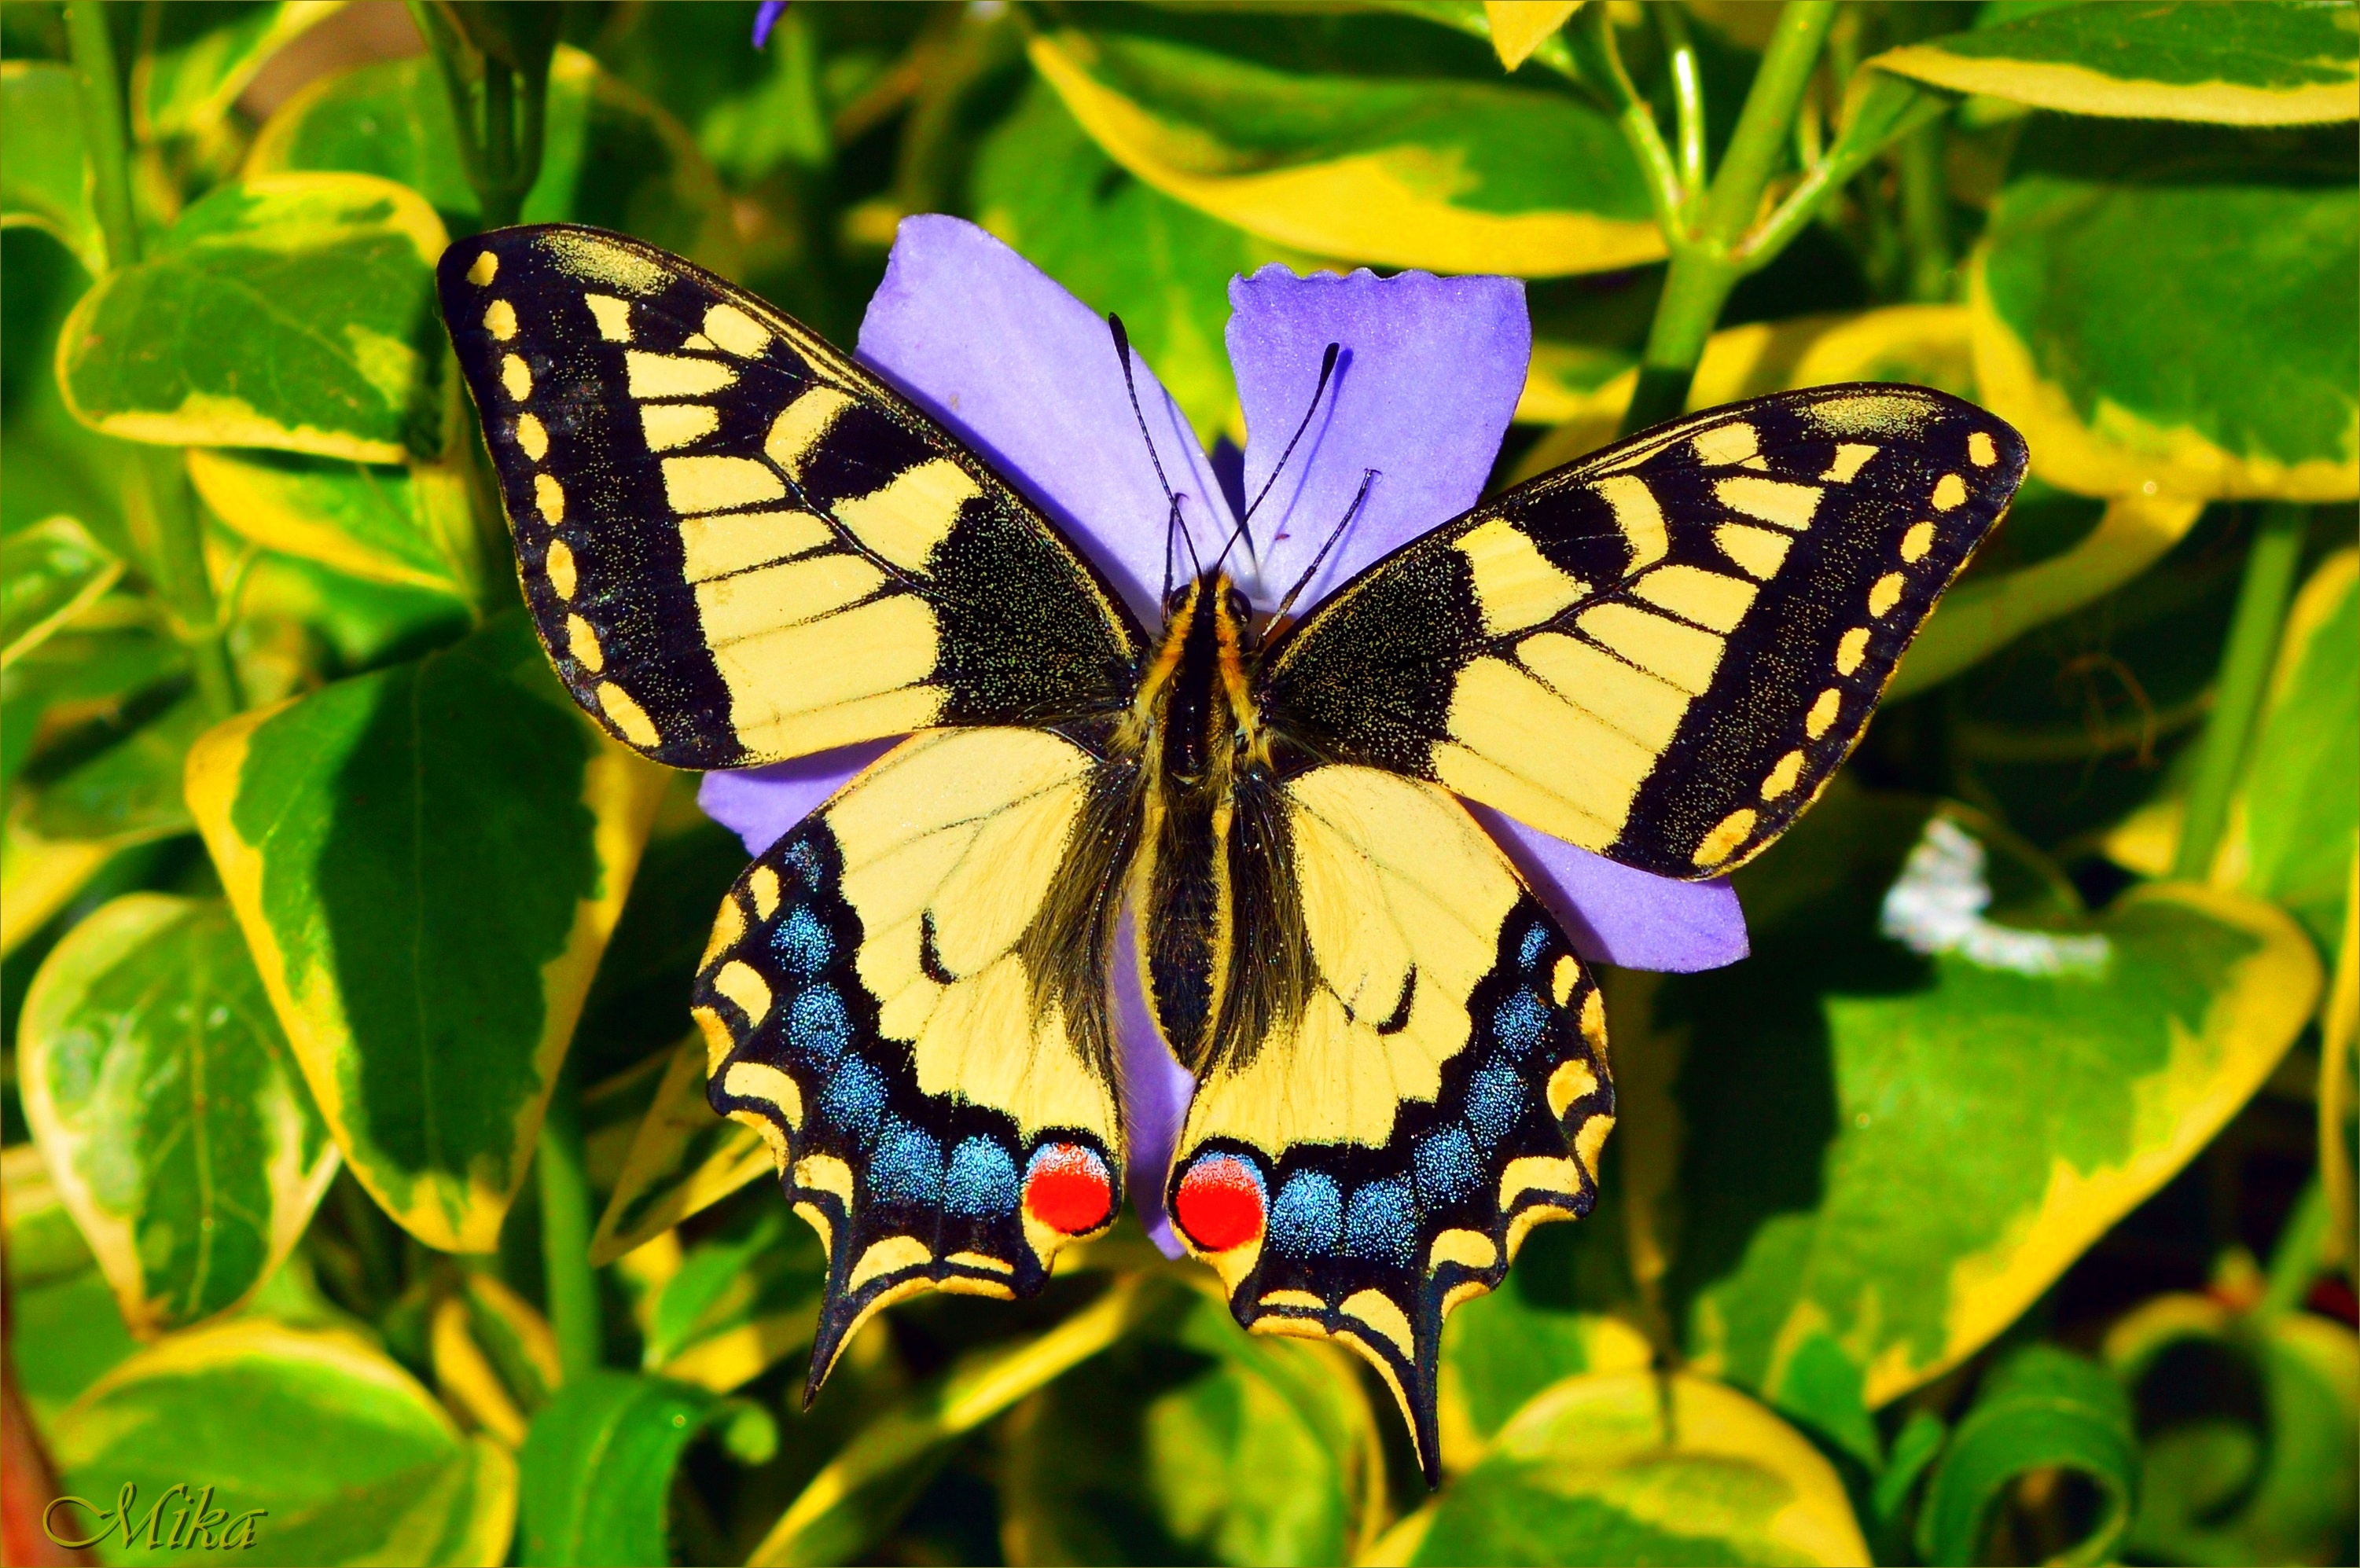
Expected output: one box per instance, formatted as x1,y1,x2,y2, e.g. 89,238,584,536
436,225,1142,770
1263,384,2029,878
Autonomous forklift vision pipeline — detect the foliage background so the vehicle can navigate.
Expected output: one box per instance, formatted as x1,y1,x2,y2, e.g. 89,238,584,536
1,2,2354,1565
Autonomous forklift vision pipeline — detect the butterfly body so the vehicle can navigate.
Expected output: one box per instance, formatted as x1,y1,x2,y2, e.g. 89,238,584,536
437,223,2028,1477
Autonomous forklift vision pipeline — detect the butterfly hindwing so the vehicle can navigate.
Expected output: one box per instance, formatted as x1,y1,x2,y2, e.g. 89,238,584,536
1158,764,1612,1474
437,225,1143,770
1263,384,2029,878
694,727,1134,1388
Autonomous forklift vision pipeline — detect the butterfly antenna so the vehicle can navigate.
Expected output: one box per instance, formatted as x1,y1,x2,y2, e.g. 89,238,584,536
1266,467,1377,628
1108,313,1198,592
1233,341,1342,550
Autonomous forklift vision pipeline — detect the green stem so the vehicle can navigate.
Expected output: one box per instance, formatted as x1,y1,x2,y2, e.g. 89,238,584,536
1898,119,1952,303
64,1,137,266
1570,5,1683,238
537,1062,601,1382
2174,504,2308,879
1655,3,1706,201
1696,2,1837,251
2255,1177,2326,1321
1621,2,1837,435
406,2,550,234
70,2,239,717
132,450,241,718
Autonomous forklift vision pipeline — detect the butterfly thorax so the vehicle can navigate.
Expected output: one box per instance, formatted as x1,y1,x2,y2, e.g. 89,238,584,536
1123,573,1265,788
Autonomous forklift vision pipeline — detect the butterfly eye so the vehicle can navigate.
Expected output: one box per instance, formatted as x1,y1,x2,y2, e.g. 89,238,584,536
1226,587,1251,623
1164,584,1193,618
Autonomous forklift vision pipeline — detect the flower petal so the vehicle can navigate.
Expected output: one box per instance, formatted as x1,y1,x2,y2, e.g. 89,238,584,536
857,215,1229,622
1466,802,1752,972
1226,266,1528,613
1112,903,1194,1258
697,739,899,856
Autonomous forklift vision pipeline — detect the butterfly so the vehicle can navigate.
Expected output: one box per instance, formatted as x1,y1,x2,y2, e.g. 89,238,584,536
438,224,2027,1477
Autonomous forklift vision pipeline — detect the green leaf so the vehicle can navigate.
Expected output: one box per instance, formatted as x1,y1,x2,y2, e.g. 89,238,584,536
2,1144,141,1429
973,76,1261,443
1891,490,2207,699
0,60,106,275
1366,1370,1871,1566
518,1370,771,1567
233,551,473,674
1971,119,2357,501
588,1034,771,1268
2224,546,2358,953
187,446,476,597
17,894,338,1337
1628,790,2322,1410
58,172,450,463
21,690,206,845
1027,16,1661,277
2,515,122,666
1480,0,1583,72
134,2,340,145
999,1283,1384,1566
184,612,668,1251
639,1205,825,1394
47,1319,516,1566
748,1274,1157,1566
1873,2,2359,126
247,45,735,273
2108,1297,2359,1565
1,615,184,792
1916,1345,2137,1567
4,230,133,549
1439,1252,1652,1451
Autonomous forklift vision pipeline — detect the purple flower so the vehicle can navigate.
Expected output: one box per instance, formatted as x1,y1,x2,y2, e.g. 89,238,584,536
697,216,1748,1254
752,1,787,50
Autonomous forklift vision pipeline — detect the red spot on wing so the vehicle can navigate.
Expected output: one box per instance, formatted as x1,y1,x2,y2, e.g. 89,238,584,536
1023,1143,1113,1234
1174,1154,1266,1253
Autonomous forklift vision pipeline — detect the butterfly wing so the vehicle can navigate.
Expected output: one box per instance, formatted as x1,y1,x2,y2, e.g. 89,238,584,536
695,726,1138,1390
438,225,1144,768
1156,764,1612,1480
1261,384,2028,878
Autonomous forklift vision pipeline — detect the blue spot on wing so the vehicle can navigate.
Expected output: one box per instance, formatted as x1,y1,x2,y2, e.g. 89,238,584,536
789,984,851,1069
1344,1178,1417,1267
781,839,823,882
771,904,833,979
1493,990,1550,1056
1269,1171,1344,1257
1465,1063,1526,1150
944,1137,1019,1217
818,1056,887,1145
1413,1126,1481,1206
869,1119,944,1204
1519,923,1549,971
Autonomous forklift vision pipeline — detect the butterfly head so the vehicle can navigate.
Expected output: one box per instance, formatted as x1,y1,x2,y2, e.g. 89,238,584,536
1132,571,1264,790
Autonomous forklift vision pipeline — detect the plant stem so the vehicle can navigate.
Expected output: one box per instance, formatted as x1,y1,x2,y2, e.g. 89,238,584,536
2174,504,2307,880
1898,119,1952,303
131,450,242,717
536,1061,601,1382
1696,2,1837,251
1621,2,1837,435
64,1,136,266
2255,1177,2326,1321
68,1,241,717
1571,4,1683,237
1655,3,1706,201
